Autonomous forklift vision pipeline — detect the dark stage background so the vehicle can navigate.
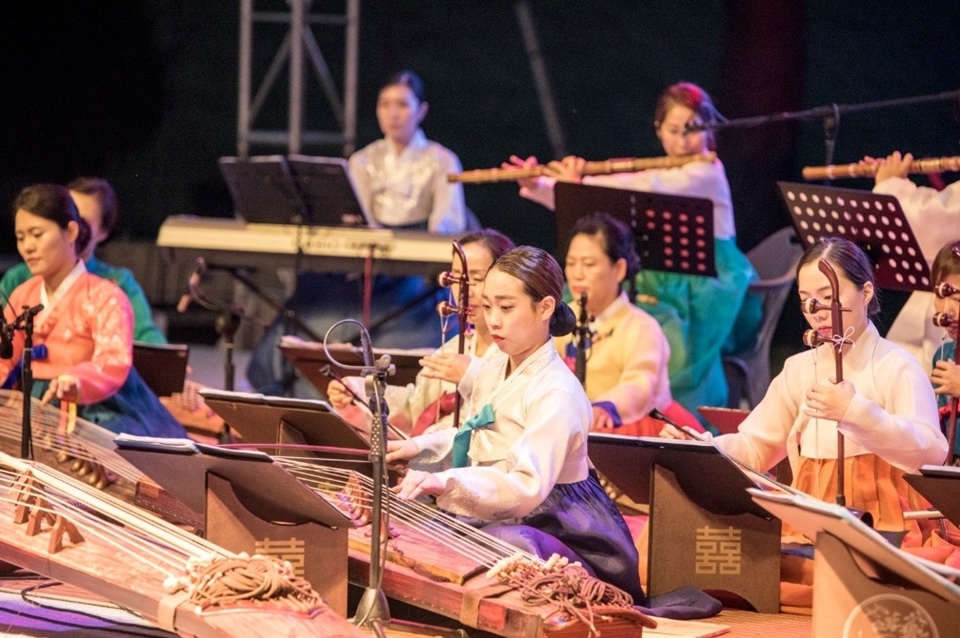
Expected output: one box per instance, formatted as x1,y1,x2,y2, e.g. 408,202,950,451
2,0,959,348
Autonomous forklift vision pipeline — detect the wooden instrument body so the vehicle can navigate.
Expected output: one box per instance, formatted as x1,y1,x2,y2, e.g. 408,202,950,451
347,518,650,637
449,152,716,184
802,154,960,181
0,454,364,638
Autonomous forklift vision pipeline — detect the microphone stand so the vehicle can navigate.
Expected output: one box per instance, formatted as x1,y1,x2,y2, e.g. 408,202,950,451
354,349,393,637
686,88,960,170
324,319,464,638
11,305,44,460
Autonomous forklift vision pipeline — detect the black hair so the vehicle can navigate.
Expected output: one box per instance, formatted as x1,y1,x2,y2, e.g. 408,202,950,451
797,237,880,316
490,246,576,337
13,183,92,257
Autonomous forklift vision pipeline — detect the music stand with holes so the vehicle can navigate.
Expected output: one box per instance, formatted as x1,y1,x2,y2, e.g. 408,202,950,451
587,434,782,612
554,182,716,277
750,489,960,635
287,155,371,227
903,465,960,527
115,437,354,616
777,181,932,292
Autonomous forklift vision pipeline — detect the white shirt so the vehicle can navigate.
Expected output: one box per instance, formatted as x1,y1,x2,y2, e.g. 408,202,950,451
349,128,467,233
414,340,592,520
714,322,946,476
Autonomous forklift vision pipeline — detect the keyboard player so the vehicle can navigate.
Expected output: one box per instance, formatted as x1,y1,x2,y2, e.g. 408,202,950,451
247,69,470,397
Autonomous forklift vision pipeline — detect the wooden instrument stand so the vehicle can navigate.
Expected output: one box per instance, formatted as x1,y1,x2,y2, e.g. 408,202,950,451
588,434,782,613
752,489,960,635
116,441,353,616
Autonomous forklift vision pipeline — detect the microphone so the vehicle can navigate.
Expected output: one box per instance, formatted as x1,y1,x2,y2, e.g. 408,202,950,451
21,304,44,319
177,257,206,313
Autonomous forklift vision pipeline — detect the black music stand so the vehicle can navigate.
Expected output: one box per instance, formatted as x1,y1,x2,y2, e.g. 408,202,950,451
777,181,932,292
279,339,430,392
587,434,781,612
554,182,716,277
198,388,366,447
904,465,960,527
219,154,372,228
750,489,960,635
218,155,307,225
287,155,371,227
114,436,354,616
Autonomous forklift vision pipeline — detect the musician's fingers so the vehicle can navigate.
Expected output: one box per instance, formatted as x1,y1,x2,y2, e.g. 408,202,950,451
392,470,424,500
385,439,420,463
40,381,58,406
659,423,689,439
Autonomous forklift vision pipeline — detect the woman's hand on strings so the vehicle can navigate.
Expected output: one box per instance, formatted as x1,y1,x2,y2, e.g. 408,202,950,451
544,155,586,183
932,360,960,399
803,377,854,421
419,353,470,384
392,469,445,501
503,155,542,189
326,379,354,410
41,375,80,406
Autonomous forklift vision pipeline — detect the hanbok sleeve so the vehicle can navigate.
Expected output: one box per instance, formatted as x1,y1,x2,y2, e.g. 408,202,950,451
838,351,946,472
428,148,467,234
66,284,134,405
348,152,375,223
592,313,670,423
713,365,799,472
431,387,588,520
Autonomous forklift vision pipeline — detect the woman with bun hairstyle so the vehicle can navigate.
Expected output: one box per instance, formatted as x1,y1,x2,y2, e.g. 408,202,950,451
387,246,644,603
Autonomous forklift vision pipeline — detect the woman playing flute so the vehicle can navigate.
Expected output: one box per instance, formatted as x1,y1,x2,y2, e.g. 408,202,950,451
506,82,759,421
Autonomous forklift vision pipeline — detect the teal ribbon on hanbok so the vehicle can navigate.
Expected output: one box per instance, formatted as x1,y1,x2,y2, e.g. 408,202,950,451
451,403,495,468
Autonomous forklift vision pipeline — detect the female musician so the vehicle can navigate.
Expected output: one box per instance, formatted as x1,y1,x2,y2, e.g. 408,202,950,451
326,229,514,436
507,82,759,418
930,239,960,460
349,69,467,233
386,246,645,604
668,237,946,531
247,70,468,397
0,177,167,345
556,212,701,434
1,183,186,438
